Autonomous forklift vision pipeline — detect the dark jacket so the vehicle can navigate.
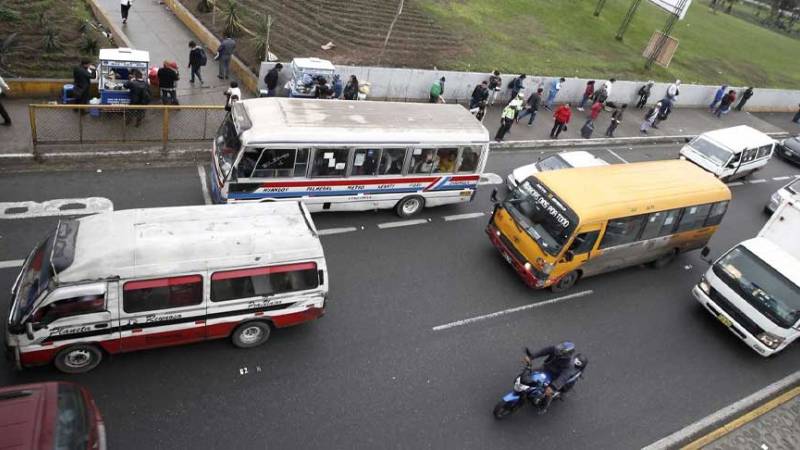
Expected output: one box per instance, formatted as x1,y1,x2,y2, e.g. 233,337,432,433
720,92,736,108
741,88,753,100
526,92,542,111
73,65,95,92
189,47,205,68
343,80,359,100
264,67,280,90
157,67,179,89
488,74,502,90
511,77,524,93
470,85,489,106
124,79,150,105
529,346,577,391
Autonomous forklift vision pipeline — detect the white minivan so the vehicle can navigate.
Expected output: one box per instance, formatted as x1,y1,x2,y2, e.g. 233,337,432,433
679,125,775,181
5,202,328,373
506,150,609,190
765,177,800,214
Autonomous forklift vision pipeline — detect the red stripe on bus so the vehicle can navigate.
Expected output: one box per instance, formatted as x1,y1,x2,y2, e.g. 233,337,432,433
450,175,480,182
260,177,439,188
124,275,202,291
211,262,317,281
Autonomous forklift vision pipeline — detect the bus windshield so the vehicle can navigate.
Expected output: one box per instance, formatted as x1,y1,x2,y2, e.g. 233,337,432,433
690,137,733,167
9,237,53,329
215,114,242,180
505,178,578,256
713,246,800,328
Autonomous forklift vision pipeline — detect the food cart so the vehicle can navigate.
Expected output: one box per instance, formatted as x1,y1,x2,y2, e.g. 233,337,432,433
288,57,335,98
97,48,150,105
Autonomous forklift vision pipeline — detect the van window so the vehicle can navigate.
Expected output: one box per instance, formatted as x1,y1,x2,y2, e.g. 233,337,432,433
675,204,712,233
123,275,203,313
351,149,380,176
704,201,729,226
690,137,732,166
252,148,297,178
599,216,646,249
742,148,758,163
640,209,681,240
756,144,772,159
378,148,406,175
33,294,105,324
311,149,349,177
211,262,319,302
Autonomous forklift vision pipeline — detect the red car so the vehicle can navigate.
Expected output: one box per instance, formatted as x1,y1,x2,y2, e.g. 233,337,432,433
0,382,105,450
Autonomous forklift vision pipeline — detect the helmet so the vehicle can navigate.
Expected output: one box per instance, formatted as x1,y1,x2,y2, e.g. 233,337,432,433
573,353,588,369
554,341,575,357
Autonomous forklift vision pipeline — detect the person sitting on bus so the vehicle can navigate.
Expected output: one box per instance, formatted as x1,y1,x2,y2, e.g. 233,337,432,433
414,150,437,173
237,149,259,178
437,152,456,173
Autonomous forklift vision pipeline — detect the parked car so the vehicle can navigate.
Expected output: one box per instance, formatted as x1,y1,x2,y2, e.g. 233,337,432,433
0,382,105,450
776,135,800,166
506,150,609,191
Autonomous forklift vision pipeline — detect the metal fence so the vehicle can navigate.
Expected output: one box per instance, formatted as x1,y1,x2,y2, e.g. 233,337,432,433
29,104,227,152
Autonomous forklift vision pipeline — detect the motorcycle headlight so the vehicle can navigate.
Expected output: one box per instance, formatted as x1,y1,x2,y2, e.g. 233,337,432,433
698,278,710,295
757,332,784,350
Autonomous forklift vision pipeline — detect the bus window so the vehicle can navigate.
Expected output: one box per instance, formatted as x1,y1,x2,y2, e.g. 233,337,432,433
435,148,458,173
599,215,646,249
294,149,309,177
236,148,261,178
458,147,481,173
378,148,406,175
410,149,437,174
704,201,729,226
640,209,681,240
676,204,712,232
352,149,380,176
252,148,296,178
311,149,349,177
568,230,599,254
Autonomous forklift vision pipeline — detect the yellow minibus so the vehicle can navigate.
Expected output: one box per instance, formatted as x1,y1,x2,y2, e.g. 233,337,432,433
487,160,731,292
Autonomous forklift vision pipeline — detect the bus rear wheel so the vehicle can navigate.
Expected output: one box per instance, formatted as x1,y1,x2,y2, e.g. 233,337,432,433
395,196,425,218
550,271,579,293
231,321,271,348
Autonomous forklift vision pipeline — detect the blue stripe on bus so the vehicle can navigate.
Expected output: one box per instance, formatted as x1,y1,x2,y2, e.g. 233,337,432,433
227,184,478,200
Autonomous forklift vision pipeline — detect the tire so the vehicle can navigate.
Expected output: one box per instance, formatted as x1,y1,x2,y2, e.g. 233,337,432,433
231,321,271,349
493,401,516,420
550,270,579,293
649,249,678,269
395,195,425,218
54,344,103,374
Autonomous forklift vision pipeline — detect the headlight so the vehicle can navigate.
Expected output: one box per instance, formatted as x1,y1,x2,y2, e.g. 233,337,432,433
698,278,710,295
757,332,784,349
496,230,501,237
679,155,686,160
771,192,782,205
523,262,532,271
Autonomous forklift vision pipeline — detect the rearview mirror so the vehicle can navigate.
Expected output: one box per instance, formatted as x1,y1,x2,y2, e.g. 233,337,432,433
490,188,498,203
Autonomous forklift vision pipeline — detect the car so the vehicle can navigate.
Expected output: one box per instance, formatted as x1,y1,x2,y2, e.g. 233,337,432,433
765,177,800,214
506,150,609,191
777,135,800,166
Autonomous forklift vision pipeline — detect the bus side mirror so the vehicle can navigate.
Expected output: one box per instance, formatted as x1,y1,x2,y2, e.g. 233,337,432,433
490,188,498,203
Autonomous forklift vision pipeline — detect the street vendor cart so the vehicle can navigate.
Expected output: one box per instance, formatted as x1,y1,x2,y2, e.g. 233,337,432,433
288,57,335,98
97,48,150,105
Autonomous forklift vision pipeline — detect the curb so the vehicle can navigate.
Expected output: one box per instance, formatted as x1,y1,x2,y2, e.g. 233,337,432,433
86,0,133,49
491,131,791,150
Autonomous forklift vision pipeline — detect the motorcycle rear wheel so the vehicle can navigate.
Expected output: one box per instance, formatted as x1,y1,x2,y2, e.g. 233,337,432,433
493,401,517,420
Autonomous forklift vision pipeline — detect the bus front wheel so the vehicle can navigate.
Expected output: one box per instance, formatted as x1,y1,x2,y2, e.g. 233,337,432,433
395,196,425,218
550,271,579,292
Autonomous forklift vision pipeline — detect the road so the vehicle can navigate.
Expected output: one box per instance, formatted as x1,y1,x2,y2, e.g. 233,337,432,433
1,143,799,449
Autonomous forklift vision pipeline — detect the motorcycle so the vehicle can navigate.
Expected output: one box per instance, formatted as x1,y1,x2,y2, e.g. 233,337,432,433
492,348,586,420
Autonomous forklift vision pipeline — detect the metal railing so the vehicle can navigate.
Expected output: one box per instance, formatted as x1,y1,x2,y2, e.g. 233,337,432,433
28,103,226,153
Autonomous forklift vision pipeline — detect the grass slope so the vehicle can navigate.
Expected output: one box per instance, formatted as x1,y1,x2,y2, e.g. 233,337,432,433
417,0,800,88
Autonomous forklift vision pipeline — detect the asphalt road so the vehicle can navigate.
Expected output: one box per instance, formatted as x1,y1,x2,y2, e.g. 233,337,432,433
1,144,799,449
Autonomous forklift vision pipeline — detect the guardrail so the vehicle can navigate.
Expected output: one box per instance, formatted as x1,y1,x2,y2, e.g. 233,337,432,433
28,103,226,155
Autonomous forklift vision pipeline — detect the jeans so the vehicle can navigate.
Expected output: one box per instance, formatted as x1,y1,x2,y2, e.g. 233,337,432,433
550,120,565,138
546,90,557,109
709,99,721,110
605,120,619,137
266,88,277,97
578,94,590,109
190,65,203,83
121,4,130,20
160,88,178,105
218,57,231,78
517,108,537,124
495,118,513,141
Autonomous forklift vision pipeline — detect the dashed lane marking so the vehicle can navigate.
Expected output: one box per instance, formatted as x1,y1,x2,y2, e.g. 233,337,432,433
726,182,744,187
317,227,358,236
197,165,212,205
605,148,629,163
773,176,792,181
432,290,594,331
749,179,767,184
0,259,24,270
443,212,486,222
377,219,429,229
0,198,113,219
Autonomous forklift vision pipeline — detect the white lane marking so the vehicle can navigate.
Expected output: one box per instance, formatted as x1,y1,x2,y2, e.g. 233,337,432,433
377,219,429,229
0,198,113,219
643,370,800,450
318,227,358,236
749,179,767,184
0,259,25,269
432,290,594,331
605,148,629,163
773,176,791,181
197,165,212,205
726,182,744,187
479,173,503,185
443,212,486,222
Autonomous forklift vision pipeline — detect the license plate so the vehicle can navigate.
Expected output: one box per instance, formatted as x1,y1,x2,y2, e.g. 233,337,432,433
503,252,513,265
717,314,733,328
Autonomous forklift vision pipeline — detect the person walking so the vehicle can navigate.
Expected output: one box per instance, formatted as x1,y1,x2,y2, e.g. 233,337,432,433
120,0,132,24
470,81,489,110
709,85,727,112
430,76,445,103
793,104,800,124
581,100,603,139
508,74,526,101
636,81,654,109
224,81,241,111
550,103,571,139
494,102,517,142
343,75,359,100
735,87,753,111
216,35,236,80
72,59,96,108
640,101,661,134
545,77,565,111
188,41,206,85
0,75,11,126
332,74,343,99
666,79,681,102
577,81,595,111
714,90,736,118
488,70,502,105
517,88,543,126
123,69,149,127
263,63,282,97
157,60,179,105
605,104,626,137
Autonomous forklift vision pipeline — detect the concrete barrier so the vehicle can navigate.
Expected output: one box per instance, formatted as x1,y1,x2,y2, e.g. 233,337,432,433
5,79,99,100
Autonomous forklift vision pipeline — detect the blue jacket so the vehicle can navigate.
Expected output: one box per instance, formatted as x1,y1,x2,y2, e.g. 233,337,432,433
713,86,726,102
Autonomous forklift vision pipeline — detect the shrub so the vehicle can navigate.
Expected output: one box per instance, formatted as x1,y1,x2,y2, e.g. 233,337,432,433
0,6,21,22
197,0,213,14
220,0,244,37
43,27,63,52
81,33,99,55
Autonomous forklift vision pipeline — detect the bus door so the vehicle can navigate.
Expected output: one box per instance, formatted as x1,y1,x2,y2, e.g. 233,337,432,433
556,226,602,279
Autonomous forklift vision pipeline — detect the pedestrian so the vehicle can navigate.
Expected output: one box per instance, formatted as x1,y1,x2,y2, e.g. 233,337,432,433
224,81,241,112
508,92,525,123
188,41,206,85
518,88,543,126
735,87,753,111
315,78,334,99
494,102,517,142
605,104,626,137
488,70,502,105
263,63,282,97
714,90,736,118
216,34,236,80
120,0,132,24
577,81,595,111
508,74,526,101
343,75,359,100
429,76,445,103
545,77,565,111
640,102,661,134
550,103,571,139
72,59,96,108
793,104,800,124
123,69,149,127
470,81,489,110
599,78,615,109
332,74,343,99
470,100,488,122
157,60,179,105
709,85,727,112
666,79,681,102
0,75,10,126
587,100,603,125
593,84,608,106
636,81,654,109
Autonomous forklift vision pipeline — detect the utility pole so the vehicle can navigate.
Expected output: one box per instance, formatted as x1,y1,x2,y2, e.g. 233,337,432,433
615,0,643,41
645,0,689,69
265,14,273,61
594,0,608,16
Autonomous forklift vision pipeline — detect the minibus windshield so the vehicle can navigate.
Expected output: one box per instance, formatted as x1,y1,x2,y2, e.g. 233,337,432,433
690,137,733,167
504,178,578,256
713,246,800,328
214,114,242,179
9,237,53,328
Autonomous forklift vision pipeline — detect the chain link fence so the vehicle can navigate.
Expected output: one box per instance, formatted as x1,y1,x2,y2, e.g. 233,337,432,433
29,104,227,153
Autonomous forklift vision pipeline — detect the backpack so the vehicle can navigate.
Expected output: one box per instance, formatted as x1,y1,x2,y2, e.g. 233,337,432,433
198,48,208,66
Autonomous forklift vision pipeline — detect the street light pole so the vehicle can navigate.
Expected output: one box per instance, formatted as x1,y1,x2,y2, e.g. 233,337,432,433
615,0,643,41
594,0,608,16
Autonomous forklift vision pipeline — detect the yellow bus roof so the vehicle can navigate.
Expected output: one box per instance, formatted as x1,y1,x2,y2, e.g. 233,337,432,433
533,160,731,224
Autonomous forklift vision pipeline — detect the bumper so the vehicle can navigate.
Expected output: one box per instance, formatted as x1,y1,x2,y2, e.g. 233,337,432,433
691,285,773,356
486,223,544,288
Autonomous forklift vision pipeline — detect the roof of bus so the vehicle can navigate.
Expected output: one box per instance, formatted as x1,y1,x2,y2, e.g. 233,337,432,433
57,203,323,284
238,98,490,145
533,160,731,224
698,125,775,151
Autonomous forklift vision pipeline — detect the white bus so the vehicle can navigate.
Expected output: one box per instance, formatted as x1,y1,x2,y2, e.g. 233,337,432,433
209,98,491,217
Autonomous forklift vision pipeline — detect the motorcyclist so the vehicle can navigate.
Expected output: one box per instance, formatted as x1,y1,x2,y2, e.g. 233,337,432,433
524,341,579,411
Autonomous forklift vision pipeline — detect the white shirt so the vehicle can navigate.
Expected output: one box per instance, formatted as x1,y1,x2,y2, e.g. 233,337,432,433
603,81,613,98
121,0,132,5
0,76,8,95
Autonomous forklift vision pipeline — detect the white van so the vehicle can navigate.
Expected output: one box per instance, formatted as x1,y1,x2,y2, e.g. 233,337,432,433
5,203,328,373
679,125,775,181
693,199,800,356
506,150,609,190
288,57,335,98
765,177,800,214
